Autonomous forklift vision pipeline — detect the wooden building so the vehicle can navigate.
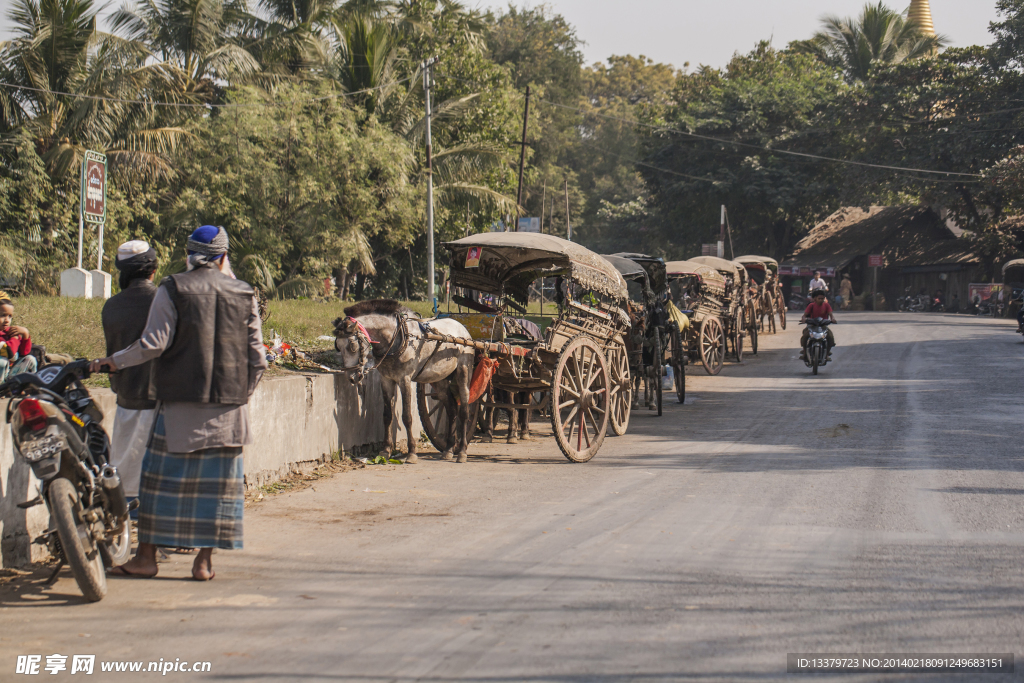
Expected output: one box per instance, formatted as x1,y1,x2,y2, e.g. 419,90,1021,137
780,206,986,309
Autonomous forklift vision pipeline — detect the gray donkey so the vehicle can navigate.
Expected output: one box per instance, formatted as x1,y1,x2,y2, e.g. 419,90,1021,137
333,300,476,463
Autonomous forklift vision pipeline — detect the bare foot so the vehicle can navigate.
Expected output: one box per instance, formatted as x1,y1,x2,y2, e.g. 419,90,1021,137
191,549,215,581
111,543,158,578
405,453,418,464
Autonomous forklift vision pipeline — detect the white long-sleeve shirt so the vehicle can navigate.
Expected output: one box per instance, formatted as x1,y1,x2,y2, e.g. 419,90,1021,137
112,285,267,453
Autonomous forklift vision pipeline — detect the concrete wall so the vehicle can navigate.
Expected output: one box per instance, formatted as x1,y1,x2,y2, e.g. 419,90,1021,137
0,372,420,567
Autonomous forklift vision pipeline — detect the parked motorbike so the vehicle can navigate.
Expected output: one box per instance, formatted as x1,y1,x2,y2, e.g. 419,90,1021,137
975,298,1003,317
801,318,835,375
0,360,131,602
896,288,914,312
788,293,808,311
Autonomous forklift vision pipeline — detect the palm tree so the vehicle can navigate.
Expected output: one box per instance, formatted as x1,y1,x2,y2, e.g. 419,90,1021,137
0,0,190,181
110,0,261,100
236,0,340,76
794,2,947,83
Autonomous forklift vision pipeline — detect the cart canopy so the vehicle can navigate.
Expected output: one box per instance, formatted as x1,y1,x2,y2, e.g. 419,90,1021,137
1002,258,1024,275
601,255,651,303
688,255,743,282
735,254,779,273
611,253,667,294
665,260,727,287
444,232,628,305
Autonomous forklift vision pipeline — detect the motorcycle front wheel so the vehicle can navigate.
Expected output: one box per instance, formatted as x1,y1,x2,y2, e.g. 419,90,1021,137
49,478,107,602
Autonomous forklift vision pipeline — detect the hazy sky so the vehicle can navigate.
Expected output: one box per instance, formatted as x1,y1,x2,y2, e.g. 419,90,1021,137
0,0,1003,69
475,0,1003,69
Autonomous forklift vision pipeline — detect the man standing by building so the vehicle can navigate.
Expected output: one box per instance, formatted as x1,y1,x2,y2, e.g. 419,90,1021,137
102,241,159,505
92,226,267,581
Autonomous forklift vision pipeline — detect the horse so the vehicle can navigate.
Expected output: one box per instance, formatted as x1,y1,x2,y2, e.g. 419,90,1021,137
333,300,476,463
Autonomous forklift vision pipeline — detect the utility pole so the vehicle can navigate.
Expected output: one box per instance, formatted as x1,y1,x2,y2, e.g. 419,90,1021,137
422,56,439,314
540,182,546,234
515,86,531,231
564,178,571,241
724,206,735,260
719,205,726,259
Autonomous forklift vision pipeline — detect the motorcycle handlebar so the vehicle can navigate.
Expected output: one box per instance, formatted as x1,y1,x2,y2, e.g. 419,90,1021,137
0,358,101,398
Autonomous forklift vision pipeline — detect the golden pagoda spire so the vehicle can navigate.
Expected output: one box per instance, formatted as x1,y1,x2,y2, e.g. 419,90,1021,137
908,0,936,37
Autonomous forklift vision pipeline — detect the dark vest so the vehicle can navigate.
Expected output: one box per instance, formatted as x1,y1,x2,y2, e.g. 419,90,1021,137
102,279,158,410
154,265,255,405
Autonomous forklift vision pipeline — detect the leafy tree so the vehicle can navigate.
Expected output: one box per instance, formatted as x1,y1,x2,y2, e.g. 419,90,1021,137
110,0,261,102
167,84,421,293
792,1,947,83
637,43,847,260
571,54,678,251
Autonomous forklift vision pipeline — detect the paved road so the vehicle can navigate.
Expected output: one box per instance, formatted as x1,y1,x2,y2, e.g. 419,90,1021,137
3,312,1024,682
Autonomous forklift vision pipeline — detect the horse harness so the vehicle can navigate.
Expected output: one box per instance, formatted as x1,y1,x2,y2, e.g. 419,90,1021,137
339,314,447,378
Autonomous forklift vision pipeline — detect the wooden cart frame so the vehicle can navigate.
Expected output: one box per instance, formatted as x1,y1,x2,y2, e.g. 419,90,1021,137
689,256,750,363
418,232,631,463
664,260,729,375
736,255,785,334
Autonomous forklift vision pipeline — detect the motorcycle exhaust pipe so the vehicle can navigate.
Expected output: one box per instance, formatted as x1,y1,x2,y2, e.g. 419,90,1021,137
99,466,129,518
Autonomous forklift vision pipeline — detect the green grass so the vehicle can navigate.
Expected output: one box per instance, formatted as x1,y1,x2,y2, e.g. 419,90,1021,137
8,296,441,358
8,296,557,365
8,296,107,359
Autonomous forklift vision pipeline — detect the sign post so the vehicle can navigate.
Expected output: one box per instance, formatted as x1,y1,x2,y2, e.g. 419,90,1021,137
868,254,883,310
62,152,107,298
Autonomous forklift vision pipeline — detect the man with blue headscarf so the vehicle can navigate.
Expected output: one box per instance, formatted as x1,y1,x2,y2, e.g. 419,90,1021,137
92,226,268,581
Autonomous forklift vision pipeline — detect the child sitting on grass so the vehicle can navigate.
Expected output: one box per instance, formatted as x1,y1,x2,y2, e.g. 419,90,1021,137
0,292,37,381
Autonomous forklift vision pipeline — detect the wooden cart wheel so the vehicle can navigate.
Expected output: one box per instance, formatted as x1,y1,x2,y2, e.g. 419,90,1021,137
777,293,787,330
767,295,777,334
745,302,758,355
550,336,610,463
607,344,632,436
417,381,455,452
652,333,663,417
671,326,686,404
732,309,744,363
699,317,725,376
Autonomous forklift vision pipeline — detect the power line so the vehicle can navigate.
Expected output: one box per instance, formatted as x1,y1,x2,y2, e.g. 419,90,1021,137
0,77,413,108
577,137,978,186
537,97,985,179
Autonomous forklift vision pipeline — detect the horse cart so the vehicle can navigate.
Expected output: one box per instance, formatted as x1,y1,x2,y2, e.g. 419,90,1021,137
689,255,749,362
417,232,631,462
603,254,667,417
736,255,785,334
665,260,728,376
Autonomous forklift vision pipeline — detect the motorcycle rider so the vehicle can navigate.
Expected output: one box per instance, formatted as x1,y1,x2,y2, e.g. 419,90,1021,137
799,289,837,361
808,270,828,293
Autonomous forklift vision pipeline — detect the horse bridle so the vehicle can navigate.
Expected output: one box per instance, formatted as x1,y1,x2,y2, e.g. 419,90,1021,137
336,315,407,380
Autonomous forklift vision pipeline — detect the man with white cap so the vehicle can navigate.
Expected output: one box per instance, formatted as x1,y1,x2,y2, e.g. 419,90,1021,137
92,226,267,581
101,241,159,505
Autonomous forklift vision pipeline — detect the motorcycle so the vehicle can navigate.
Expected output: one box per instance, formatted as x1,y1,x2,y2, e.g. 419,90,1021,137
801,318,835,375
788,293,808,311
896,288,928,313
1,360,132,602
